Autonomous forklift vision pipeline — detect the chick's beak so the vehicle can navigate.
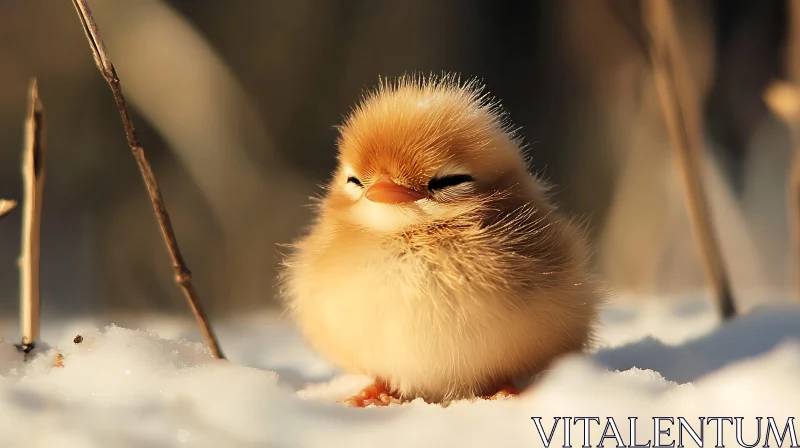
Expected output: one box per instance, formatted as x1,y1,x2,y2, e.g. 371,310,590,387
365,175,426,204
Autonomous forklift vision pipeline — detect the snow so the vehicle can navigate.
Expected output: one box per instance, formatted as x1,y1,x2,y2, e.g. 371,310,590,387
1,296,799,447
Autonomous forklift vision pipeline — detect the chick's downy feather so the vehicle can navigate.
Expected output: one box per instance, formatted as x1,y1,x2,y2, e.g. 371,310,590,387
281,74,601,403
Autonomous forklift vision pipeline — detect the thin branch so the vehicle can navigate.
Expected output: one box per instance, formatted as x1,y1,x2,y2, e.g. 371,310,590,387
641,0,737,319
70,0,225,359
788,122,800,302
764,81,800,300
0,199,17,220
790,130,800,302
763,0,800,301
20,79,46,352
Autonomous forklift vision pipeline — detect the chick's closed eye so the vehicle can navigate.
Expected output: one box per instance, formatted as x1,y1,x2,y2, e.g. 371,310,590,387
347,176,363,187
427,174,474,191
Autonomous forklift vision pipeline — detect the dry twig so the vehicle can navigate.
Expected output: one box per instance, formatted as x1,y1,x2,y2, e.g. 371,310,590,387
641,0,737,319
19,79,46,352
0,199,17,220
70,0,224,359
763,0,800,301
764,82,800,299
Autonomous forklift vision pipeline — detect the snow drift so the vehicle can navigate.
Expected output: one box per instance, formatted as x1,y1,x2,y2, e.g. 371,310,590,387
0,297,798,447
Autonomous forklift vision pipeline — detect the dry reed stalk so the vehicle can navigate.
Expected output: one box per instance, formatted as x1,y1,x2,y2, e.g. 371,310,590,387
642,0,737,319
764,82,800,299
763,0,800,301
787,120,800,301
70,0,225,359
788,118,800,302
19,79,46,352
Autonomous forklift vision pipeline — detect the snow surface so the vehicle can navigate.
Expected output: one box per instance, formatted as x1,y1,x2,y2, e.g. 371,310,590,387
1,296,799,448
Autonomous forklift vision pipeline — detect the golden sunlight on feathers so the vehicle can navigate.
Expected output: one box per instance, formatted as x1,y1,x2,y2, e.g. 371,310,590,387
281,74,602,406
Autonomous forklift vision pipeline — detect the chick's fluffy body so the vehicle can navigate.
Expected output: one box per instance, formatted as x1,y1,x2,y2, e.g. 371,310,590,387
283,76,600,403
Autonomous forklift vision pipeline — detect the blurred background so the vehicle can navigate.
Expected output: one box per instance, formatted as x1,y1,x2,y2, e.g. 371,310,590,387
0,0,796,321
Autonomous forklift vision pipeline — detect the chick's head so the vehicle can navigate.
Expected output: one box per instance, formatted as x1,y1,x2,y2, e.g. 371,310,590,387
324,76,538,232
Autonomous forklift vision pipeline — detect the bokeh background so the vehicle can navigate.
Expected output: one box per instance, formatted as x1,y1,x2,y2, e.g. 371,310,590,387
0,0,795,321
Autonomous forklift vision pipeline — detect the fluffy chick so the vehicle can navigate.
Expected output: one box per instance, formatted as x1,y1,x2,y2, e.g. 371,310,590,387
281,74,601,406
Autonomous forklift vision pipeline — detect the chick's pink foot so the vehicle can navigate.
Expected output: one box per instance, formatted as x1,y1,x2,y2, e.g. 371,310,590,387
342,380,402,407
